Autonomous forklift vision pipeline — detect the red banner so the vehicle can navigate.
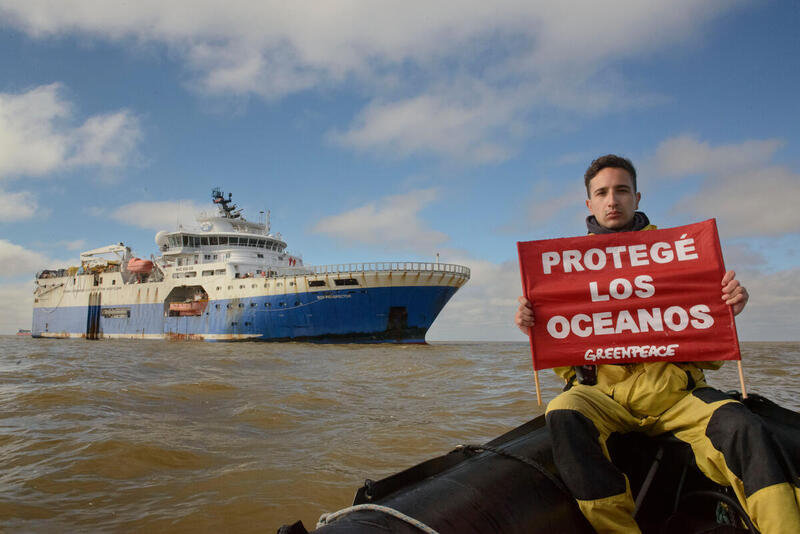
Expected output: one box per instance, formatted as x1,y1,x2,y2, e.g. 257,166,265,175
517,219,740,370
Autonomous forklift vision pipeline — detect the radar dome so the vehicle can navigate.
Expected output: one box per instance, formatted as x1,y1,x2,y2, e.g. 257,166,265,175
155,231,169,247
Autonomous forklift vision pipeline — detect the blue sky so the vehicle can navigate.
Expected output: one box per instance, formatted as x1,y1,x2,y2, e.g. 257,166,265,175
1,1,798,340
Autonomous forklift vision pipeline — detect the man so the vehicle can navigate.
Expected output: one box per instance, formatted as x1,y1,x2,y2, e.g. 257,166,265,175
514,155,800,534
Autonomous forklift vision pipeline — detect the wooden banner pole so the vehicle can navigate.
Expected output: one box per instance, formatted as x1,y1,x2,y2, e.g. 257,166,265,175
527,323,543,407
533,369,542,406
737,360,748,399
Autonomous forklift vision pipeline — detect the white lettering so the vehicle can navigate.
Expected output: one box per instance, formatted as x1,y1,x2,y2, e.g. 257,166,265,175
689,304,714,329
584,248,606,270
589,281,610,302
606,246,626,268
609,278,633,300
541,236,706,273
583,343,681,362
571,314,593,337
593,312,614,335
542,252,559,274
563,250,584,273
664,306,689,331
650,242,674,264
628,244,649,266
675,234,699,261
637,308,663,332
633,275,655,298
546,306,713,339
614,310,640,334
546,316,570,339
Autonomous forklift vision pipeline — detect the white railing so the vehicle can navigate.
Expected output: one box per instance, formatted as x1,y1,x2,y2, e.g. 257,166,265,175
279,262,470,278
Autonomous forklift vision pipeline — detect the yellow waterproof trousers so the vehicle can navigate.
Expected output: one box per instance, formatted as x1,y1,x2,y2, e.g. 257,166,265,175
546,385,800,534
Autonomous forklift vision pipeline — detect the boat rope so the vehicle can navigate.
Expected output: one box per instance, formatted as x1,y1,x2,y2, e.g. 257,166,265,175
455,444,572,497
35,282,65,297
37,282,67,314
316,503,439,533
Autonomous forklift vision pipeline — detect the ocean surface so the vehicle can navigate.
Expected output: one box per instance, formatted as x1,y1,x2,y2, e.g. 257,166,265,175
1,338,798,533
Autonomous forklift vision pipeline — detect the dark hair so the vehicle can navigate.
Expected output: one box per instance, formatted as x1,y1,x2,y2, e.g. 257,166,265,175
584,154,637,197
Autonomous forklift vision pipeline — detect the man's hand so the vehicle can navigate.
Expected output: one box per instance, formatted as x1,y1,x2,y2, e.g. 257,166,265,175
515,296,535,336
722,270,749,316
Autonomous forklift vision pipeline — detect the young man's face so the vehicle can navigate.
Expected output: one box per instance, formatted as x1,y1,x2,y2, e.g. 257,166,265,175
585,167,641,230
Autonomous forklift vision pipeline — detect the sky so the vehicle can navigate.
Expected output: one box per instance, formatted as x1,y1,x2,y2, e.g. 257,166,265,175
0,1,798,341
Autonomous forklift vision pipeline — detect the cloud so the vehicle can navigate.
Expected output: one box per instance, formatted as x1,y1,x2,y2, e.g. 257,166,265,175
0,281,33,333
0,1,744,162
526,181,587,226
681,166,800,238
0,188,39,221
652,135,784,178
59,239,87,251
734,267,800,341
109,200,209,231
311,189,448,253
0,83,142,179
428,254,524,341
720,243,767,270
0,239,68,277
67,110,142,169
648,136,799,238
330,83,522,163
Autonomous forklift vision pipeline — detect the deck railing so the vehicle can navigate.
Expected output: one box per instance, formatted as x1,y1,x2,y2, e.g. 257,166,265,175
279,262,470,278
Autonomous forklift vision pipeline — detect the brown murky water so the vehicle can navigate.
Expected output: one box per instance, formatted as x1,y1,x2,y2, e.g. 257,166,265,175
1,337,798,532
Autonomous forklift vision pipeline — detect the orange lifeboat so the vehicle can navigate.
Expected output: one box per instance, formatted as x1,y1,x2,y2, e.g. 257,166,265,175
169,300,208,316
127,258,154,273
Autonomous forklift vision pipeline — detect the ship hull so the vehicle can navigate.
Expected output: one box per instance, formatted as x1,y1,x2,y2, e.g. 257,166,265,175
32,267,466,343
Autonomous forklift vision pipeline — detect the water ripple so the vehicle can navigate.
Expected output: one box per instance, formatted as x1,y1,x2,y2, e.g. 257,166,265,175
0,336,797,532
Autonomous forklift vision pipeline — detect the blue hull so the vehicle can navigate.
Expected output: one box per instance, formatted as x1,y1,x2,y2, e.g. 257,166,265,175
32,285,458,343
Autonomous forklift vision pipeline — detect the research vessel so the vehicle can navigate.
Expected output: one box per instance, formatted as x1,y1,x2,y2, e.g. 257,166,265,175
32,189,469,342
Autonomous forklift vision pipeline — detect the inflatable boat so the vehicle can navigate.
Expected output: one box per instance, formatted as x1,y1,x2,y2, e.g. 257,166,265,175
278,393,800,534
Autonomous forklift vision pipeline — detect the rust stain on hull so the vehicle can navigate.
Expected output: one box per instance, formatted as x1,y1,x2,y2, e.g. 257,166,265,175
165,332,206,341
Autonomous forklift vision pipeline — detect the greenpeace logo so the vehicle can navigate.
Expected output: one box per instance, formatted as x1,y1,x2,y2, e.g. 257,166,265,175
584,344,679,362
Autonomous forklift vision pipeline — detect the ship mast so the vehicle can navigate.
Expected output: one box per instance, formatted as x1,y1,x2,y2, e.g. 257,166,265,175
212,188,240,219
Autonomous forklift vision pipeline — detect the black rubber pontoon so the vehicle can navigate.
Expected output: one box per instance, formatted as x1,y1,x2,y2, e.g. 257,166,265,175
279,393,800,534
